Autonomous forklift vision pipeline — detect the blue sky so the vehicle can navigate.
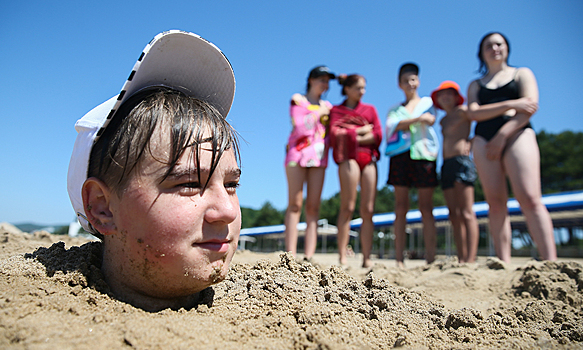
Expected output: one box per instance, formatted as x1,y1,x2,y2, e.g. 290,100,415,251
1,1,582,226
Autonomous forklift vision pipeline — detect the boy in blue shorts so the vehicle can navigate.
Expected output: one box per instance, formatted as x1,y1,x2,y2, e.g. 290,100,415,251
432,81,479,263
386,63,438,267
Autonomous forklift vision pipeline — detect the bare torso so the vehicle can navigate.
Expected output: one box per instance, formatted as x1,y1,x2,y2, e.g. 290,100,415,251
440,105,471,159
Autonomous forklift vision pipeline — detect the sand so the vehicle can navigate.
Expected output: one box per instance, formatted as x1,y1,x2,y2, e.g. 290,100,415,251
1,222,582,349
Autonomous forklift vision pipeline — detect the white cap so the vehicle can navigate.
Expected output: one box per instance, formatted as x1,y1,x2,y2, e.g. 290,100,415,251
67,30,235,237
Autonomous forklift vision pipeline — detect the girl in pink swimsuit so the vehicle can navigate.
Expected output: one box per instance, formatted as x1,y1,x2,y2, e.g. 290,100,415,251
284,66,335,260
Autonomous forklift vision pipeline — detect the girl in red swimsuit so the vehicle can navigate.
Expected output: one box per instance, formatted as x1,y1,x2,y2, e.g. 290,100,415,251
467,32,556,262
330,74,382,267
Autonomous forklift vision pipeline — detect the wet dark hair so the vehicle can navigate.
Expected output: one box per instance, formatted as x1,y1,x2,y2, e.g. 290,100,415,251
88,88,240,197
398,62,419,80
338,74,365,96
477,32,511,75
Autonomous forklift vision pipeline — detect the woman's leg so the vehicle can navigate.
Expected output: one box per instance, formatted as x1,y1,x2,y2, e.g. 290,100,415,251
337,160,360,265
303,167,326,259
393,185,410,267
444,187,466,262
473,137,511,262
456,182,479,263
284,165,306,257
359,163,378,267
418,187,436,264
503,129,557,261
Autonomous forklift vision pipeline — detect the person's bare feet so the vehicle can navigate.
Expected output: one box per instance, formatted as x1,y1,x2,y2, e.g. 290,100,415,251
396,261,405,269
362,259,373,268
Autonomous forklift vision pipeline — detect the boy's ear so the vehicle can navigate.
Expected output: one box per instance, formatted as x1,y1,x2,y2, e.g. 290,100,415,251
82,178,116,236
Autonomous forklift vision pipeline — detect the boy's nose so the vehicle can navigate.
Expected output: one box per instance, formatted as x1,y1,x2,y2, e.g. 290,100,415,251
204,187,239,224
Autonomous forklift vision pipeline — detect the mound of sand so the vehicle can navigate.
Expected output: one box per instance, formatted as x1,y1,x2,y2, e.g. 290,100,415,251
0,226,581,349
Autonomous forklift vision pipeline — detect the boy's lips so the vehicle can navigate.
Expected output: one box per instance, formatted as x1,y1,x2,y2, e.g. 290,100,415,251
193,239,231,253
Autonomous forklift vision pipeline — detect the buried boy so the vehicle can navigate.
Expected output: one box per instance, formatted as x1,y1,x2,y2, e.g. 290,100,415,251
67,31,241,311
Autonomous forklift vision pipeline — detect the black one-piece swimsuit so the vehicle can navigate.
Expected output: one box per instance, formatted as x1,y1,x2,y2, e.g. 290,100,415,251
474,77,532,141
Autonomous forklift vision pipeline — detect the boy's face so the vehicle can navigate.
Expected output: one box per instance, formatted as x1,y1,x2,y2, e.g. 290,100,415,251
106,126,241,298
436,89,458,110
398,72,419,94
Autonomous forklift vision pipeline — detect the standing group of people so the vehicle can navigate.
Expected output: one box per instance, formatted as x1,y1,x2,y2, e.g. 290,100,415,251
284,32,557,267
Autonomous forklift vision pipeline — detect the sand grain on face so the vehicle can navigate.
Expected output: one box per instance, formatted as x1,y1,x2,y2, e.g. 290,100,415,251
209,264,224,283
0,226,582,349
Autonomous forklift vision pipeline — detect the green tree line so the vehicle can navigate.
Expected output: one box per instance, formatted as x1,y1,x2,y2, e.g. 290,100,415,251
242,130,583,229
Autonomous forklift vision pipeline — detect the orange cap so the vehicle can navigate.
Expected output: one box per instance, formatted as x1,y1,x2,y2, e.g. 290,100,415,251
431,81,464,110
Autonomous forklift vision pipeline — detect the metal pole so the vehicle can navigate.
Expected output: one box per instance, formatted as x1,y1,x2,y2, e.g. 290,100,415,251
487,225,494,257
389,229,395,259
408,227,413,253
445,225,452,258
378,231,385,259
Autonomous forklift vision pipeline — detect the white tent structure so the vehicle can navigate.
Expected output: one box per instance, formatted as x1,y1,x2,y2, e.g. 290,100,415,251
239,190,583,256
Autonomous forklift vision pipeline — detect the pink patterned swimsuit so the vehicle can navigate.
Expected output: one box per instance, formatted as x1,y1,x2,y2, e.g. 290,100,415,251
285,96,332,168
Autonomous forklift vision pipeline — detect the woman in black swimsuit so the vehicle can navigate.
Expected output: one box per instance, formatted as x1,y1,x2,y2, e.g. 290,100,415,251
466,32,556,262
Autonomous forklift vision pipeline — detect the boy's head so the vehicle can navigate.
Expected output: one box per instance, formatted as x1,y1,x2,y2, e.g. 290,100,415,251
67,31,241,310
431,81,465,110
398,62,419,80
398,62,420,93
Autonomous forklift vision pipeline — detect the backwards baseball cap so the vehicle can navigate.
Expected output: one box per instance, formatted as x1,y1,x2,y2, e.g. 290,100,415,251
431,80,465,110
308,66,336,79
67,30,236,237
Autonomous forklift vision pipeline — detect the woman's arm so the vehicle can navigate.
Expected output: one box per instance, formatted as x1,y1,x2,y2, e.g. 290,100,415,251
467,80,512,122
485,68,539,160
493,67,539,134
466,77,537,122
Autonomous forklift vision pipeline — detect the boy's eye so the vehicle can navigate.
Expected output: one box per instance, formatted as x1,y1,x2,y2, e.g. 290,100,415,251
225,181,240,193
177,182,202,193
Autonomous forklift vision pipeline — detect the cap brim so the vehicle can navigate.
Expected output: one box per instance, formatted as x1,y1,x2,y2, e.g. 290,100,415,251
123,31,235,117
96,30,235,142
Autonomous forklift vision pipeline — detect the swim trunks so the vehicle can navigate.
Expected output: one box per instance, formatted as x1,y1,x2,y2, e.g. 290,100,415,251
474,75,532,141
440,155,477,190
387,150,437,188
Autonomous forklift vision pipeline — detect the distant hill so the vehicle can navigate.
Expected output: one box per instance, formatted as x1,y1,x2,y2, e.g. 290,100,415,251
14,223,67,234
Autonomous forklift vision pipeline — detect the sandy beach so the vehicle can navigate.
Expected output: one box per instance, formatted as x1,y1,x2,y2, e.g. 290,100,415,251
1,222,582,349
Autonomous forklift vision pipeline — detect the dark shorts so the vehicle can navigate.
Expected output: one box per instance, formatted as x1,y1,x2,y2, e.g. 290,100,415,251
387,151,438,188
440,155,477,190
